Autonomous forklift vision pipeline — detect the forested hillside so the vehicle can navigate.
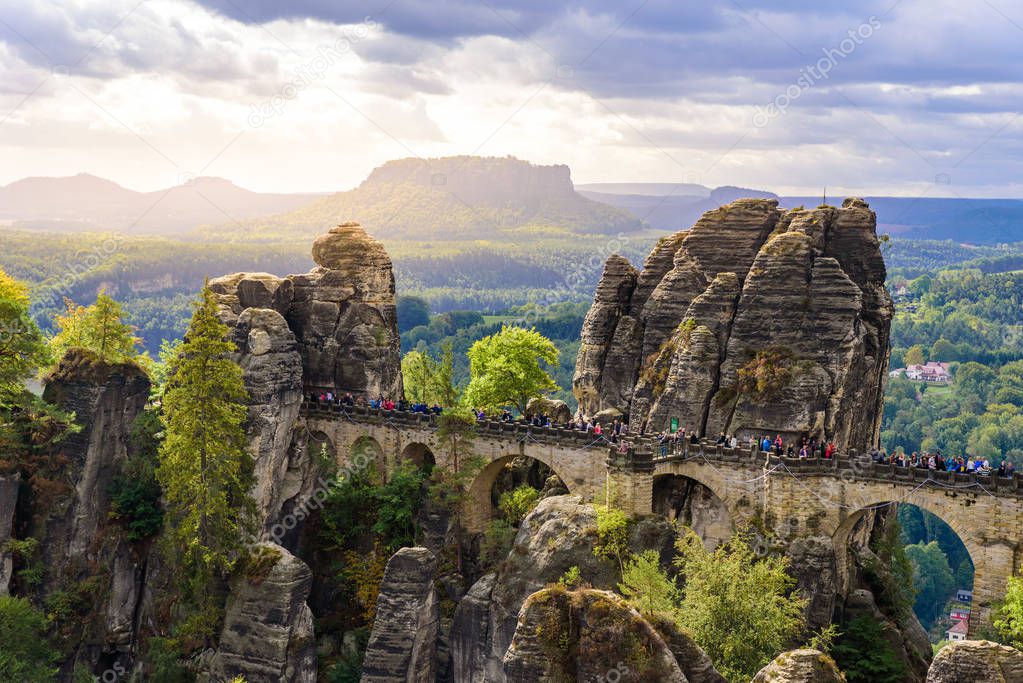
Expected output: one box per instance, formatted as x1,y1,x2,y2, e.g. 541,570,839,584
198,156,642,241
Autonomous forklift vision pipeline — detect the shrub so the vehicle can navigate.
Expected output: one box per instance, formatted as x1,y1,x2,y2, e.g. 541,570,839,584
832,616,906,683
481,518,517,569
0,596,59,682
497,485,540,524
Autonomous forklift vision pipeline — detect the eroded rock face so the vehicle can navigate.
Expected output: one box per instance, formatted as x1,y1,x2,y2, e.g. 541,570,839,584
360,547,440,683
925,640,1023,683
502,589,688,682
0,473,18,595
574,198,892,453
34,350,151,671
211,543,316,683
450,495,674,683
209,221,402,402
751,648,845,683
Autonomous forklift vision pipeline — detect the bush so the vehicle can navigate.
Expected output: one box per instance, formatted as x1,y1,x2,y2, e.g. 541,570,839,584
832,615,906,683
0,596,59,682
481,518,517,569
592,505,629,573
497,485,539,524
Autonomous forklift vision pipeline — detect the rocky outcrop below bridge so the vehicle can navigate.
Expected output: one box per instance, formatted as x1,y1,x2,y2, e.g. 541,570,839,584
574,198,893,454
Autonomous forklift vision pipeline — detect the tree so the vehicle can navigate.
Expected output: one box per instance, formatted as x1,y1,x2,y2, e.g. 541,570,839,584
619,550,679,617
49,293,140,366
156,285,253,605
994,572,1023,649
904,345,926,366
0,596,59,682
429,407,483,572
463,325,558,414
0,268,50,400
401,342,457,407
674,529,807,683
905,541,956,626
396,296,430,332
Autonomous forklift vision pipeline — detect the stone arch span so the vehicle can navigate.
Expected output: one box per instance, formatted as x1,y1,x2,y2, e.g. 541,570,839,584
653,473,733,549
830,491,999,636
400,441,436,471
464,453,576,534
651,458,760,532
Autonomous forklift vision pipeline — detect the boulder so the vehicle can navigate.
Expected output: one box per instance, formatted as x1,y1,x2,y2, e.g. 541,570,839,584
574,198,892,454
450,495,674,682
751,648,845,682
925,640,1023,683
360,547,440,683
502,588,688,682
524,396,573,424
211,543,316,683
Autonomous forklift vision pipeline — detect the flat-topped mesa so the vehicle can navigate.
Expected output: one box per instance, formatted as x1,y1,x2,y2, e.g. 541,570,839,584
210,221,402,399
573,197,893,454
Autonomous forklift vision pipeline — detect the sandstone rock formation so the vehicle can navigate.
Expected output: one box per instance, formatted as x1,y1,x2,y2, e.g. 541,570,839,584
211,222,401,401
450,495,674,682
32,350,152,670
208,221,402,535
574,198,893,453
502,588,689,682
360,547,440,683
925,640,1023,683
524,396,573,425
0,473,18,595
210,543,316,682
751,648,845,683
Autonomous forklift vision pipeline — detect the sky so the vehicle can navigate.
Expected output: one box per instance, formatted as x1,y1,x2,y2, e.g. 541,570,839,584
0,0,1021,197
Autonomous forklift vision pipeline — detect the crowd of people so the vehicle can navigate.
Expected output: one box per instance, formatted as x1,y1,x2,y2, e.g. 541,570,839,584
309,390,444,415
869,447,1016,477
309,391,1020,476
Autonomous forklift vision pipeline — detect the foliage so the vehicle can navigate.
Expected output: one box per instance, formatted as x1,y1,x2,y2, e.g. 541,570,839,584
618,550,678,617
463,325,559,414
993,572,1023,649
480,518,517,569
49,293,141,368
592,505,630,574
807,624,840,655
0,596,60,682
0,267,50,401
497,484,540,524
734,347,798,403
143,636,195,683
673,529,807,683
558,565,582,589
864,515,916,622
5,537,43,589
156,285,253,603
904,541,957,626
341,546,390,623
396,295,430,332
832,616,907,683
318,461,426,553
109,408,165,541
401,343,457,407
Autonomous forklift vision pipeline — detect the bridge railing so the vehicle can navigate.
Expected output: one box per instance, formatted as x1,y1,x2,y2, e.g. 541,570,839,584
299,398,1023,496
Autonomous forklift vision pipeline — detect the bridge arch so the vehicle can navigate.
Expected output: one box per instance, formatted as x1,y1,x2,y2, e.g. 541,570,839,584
349,434,385,472
653,473,733,549
401,441,436,471
464,453,574,533
831,494,990,635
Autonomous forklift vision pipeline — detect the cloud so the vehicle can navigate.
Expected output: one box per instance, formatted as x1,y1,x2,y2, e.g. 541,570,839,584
0,0,1021,196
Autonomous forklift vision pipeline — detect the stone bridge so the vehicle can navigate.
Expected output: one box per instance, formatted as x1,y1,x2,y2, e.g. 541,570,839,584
301,400,1023,636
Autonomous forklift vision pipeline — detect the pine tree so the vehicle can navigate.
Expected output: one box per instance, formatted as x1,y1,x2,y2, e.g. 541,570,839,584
0,268,50,400
49,292,139,365
156,285,253,601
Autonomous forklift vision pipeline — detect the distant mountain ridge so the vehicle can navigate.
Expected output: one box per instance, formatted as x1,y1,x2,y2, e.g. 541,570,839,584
211,156,642,241
0,173,322,234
